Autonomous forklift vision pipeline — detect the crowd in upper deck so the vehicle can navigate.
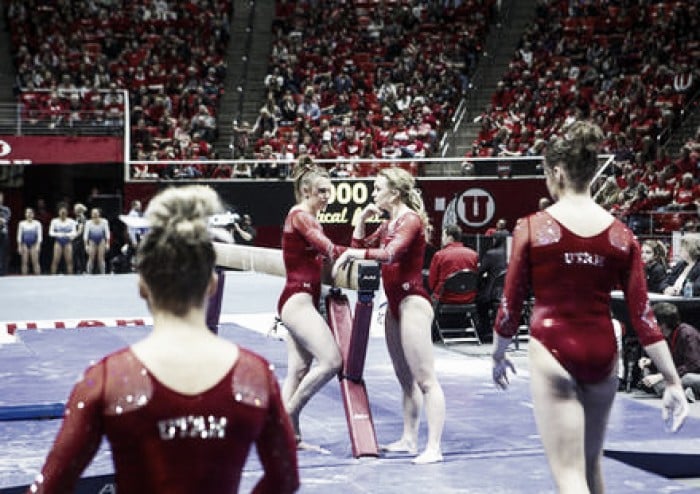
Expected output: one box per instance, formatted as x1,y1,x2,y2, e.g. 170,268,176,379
7,0,232,178
228,0,495,178
4,0,699,190
460,0,699,234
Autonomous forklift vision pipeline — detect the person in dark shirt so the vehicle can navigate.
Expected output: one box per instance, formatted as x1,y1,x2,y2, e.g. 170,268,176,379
476,233,508,342
641,239,668,293
639,302,700,402
233,214,257,246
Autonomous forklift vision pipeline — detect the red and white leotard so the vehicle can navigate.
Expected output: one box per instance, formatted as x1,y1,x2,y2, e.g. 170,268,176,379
278,208,346,314
352,210,430,317
29,347,299,494
494,211,664,383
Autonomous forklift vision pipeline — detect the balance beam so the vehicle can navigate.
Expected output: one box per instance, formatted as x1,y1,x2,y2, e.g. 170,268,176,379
213,242,374,291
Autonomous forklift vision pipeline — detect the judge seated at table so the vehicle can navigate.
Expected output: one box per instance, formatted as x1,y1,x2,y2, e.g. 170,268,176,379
661,235,700,297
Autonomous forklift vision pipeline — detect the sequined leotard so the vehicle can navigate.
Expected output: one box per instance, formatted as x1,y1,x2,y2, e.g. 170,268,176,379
352,210,430,317
29,348,299,494
277,208,346,314
494,211,663,383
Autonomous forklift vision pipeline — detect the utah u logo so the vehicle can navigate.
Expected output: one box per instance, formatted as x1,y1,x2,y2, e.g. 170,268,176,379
0,140,11,157
458,188,495,228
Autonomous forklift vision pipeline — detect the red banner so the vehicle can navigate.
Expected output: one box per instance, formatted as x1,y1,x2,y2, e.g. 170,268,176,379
0,136,123,164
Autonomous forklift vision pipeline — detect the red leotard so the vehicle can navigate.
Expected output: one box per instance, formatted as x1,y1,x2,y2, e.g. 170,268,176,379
30,348,299,494
352,210,430,317
494,211,663,383
278,208,346,314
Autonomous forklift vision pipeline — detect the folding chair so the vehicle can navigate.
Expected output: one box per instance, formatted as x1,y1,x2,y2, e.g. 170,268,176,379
432,270,481,345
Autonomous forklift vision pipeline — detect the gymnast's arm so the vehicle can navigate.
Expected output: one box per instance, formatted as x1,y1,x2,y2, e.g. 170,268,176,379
622,239,678,383
493,218,531,343
490,219,530,387
68,220,77,240
349,204,383,251
360,213,420,263
330,206,385,276
292,210,345,260
622,239,666,348
622,237,687,430
252,368,300,494
29,363,105,493
48,219,59,239
341,208,417,264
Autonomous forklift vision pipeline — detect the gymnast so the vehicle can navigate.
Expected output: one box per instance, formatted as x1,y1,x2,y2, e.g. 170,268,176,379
16,207,42,275
491,121,688,493
48,204,77,275
84,207,110,274
29,185,299,493
278,157,346,447
333,167,445,464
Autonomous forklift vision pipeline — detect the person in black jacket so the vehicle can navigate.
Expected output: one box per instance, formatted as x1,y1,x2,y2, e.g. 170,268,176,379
661,235,700,296
639,302,700,401
476,233,508,342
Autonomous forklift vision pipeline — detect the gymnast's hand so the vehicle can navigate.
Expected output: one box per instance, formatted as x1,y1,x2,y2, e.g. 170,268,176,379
661,383,688,433
492,356,516,390
331,248,364,279
357,203,384,222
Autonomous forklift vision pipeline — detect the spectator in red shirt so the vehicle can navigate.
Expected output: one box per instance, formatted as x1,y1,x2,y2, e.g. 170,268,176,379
674,146,698,177
670,173,700,210
491,81,512,111
428,224,479,303
337,126,362,157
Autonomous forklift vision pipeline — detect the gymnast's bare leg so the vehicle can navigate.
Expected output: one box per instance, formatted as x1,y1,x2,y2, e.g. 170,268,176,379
280,292,342,441
383,295,445,464
529,338,618,494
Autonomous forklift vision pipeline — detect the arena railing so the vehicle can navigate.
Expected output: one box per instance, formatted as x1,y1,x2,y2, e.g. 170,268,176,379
124,155,543,182
124,154,615,182
0,89,129,137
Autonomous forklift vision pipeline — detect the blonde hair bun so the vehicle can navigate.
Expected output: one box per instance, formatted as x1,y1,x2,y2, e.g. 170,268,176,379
146,185,222,238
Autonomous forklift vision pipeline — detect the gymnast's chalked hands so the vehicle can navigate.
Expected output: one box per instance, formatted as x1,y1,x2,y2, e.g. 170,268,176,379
492,356,516,390
662,384,688,433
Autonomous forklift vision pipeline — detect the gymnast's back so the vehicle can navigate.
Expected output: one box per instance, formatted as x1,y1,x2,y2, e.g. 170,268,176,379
28,346,297,493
